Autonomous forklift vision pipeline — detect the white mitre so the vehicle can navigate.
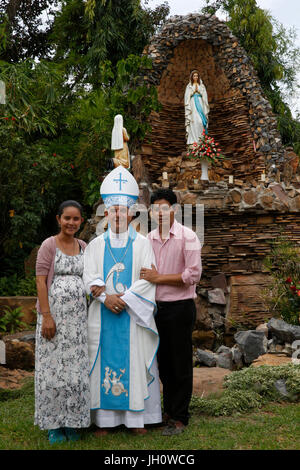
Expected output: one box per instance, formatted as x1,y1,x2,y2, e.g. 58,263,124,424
100,166,139,208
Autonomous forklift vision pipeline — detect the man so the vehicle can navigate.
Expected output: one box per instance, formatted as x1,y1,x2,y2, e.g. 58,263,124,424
140,189,202,435
83,166,161,435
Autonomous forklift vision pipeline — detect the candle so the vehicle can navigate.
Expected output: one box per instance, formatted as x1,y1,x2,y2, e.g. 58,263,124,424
162,172,168,180
261,172,266,182
229,175,234,184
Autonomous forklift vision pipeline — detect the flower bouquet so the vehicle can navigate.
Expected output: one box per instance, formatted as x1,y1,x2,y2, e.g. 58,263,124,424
187,131,225,164
186,132,225,181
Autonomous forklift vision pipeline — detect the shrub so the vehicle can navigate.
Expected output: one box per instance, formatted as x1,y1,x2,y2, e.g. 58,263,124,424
262,236,300,325
0,306,27,334
190,364,300,416
0,275,37,297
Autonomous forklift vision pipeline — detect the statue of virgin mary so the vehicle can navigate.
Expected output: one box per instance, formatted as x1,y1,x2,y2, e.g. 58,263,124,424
184,70,210,145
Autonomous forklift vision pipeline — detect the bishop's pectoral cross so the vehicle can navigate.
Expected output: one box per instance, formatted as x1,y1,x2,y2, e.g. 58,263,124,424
113,172,128,191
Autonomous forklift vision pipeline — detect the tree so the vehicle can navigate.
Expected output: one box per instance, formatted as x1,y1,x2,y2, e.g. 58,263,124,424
51,0,169,83
0,0,59,62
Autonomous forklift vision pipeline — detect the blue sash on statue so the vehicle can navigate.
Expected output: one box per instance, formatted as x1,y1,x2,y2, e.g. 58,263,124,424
194,92,208,134
99,227,136,410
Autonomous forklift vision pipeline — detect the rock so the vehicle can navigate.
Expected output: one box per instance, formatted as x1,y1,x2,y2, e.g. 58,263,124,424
267,338,277,353
192,367,232,397
243,190,257,206
230,189,242,203
216,351,233,370
19,333,35,344
260,194,274,208
270,184,289,208
216,345,231,354
196,349,217,367
234,330,268,364
209,310,225,329
4,339,35,370
211,273,228,293
180,192,197,205
3,331,36,344
251,353,292,367
0,366,34,390
208,288,226,305
194,296,213,330
231,344,244,368
256,323,269,337
282,343,293,356
267,318,300,344
274,379,289,397
192,330,216,350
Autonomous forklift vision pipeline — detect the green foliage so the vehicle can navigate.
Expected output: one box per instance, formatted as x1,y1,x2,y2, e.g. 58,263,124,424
262,236,300,325
0,1,58,62
0,2,167,275
191,364,300,416
0,274,17,296
0,59,64,135
68,54,160,206
0,306,27,334
51,0,169,80
0,121,76,258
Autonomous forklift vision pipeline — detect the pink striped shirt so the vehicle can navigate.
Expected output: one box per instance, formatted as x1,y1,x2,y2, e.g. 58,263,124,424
148,220,202,301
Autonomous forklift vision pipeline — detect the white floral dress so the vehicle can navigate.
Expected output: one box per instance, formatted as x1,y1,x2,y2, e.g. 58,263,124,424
35,248,91,430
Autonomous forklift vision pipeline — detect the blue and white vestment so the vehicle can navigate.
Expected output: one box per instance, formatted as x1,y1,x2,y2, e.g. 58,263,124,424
83,227,161,428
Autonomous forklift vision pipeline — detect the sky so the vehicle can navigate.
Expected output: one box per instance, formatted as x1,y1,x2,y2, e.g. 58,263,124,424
147,0,300,115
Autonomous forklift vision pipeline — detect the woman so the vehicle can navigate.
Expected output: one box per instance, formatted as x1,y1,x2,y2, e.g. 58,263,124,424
111,114,130,169
184,70,210,145
35,200,91,444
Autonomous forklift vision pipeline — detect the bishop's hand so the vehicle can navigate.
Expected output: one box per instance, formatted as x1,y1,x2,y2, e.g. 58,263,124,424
104,293,126,314
90,285,106,297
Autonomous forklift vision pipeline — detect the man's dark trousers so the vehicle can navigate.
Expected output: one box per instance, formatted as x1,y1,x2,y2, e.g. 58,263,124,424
155,299,196,426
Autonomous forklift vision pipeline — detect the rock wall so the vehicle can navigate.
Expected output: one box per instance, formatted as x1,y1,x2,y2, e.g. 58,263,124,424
139,14,285,184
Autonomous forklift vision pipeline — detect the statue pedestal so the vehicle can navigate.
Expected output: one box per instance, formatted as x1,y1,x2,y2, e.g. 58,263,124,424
200,159,209,181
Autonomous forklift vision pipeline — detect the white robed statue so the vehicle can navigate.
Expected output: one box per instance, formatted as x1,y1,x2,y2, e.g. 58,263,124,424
111,114,130,169
83,166,161,433
184,70,210,145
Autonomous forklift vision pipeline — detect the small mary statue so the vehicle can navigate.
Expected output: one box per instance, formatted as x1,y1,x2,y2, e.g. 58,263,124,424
111,114,130,169
184,70,210,146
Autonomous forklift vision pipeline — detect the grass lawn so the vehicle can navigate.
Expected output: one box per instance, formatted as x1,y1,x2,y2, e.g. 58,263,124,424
0,378,299,450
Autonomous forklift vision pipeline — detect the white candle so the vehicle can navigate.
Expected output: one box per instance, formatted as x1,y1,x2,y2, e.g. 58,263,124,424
261,172,266,182
162,172,168,180
229,175,234,184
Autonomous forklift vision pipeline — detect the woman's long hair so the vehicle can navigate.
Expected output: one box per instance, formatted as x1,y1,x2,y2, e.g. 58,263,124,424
190,70,201,85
